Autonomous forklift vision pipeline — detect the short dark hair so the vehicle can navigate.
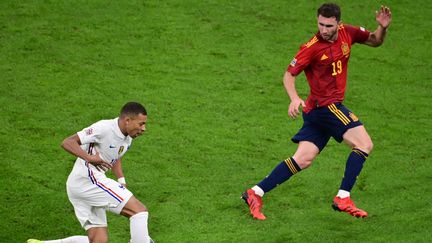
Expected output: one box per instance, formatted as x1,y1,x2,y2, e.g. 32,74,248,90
120,102,147,117
317,3,341,22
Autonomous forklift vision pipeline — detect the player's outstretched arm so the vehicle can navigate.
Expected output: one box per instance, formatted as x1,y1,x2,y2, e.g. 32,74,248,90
376,5,392,28
364,5,392,47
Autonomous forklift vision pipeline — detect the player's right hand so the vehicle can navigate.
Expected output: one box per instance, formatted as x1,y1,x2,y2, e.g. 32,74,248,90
376,5,392,29
288,98,305,119
87,152,112,171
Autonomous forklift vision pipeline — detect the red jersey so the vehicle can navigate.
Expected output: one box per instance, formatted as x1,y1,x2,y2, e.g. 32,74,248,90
287,24,370,113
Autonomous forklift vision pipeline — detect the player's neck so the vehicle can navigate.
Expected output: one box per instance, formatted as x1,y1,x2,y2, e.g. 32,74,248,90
117,118,128,136
328,32,338,42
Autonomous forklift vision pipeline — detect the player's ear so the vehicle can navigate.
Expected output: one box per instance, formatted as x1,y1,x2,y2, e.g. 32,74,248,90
125,116,131,124
121,115,130,125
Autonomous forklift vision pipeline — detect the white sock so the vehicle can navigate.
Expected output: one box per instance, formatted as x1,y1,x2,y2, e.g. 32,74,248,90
252,185,264,197
43,236,89,243
336,190,350,199
130,212,151,243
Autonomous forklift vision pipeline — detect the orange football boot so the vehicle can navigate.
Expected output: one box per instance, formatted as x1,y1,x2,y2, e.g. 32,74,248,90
242,189,266,220
332,196,368,218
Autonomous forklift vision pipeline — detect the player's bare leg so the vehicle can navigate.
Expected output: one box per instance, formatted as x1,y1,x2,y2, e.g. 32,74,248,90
87,227,108,243
292,141,320,169
343,125,373,154
27,236,89,243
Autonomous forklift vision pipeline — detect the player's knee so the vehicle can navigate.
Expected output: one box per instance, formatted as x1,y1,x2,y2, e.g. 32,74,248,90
299,159,313,169
133,198,148,213
88,231,108,243
357,140,373,154
122,197,148,217
293,141,319,169
129,205,148,219
366,140,373,153
89,236,108,243
293,156,314,169
136,203,148,213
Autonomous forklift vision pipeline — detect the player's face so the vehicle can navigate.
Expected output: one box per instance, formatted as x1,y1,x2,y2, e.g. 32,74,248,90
317,15,339,41
125,113,147,138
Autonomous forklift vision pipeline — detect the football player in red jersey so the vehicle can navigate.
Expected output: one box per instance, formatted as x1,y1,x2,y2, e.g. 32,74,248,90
242,3,392,219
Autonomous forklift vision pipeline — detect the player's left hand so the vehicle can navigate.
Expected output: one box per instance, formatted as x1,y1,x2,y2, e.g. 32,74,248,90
87,152,112,172
376,5,392,28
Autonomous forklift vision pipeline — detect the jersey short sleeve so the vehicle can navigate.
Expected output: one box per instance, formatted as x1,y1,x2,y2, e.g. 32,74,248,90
287,48,308,76
77,121,107,145
287,36,318,76
345,24,370,44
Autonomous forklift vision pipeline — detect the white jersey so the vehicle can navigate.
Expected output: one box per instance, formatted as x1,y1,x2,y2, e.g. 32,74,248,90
66,117,134,230
71,117,132,180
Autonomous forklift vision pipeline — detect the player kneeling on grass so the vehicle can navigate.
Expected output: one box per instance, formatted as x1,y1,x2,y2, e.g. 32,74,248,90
28,102,153,243
242,3,392,220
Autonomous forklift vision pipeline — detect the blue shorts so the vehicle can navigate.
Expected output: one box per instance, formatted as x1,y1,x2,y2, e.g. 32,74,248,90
291,103,363,152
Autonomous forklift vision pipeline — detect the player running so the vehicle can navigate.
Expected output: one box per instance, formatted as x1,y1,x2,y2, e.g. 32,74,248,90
28,102,153,243
242,3,392,220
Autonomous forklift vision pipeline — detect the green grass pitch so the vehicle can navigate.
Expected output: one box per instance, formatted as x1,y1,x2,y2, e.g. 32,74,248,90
1,0,431,242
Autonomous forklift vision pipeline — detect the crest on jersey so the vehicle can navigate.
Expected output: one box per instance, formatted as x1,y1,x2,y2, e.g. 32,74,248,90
341,42,350,56
349,112,359,122
118,146,125,155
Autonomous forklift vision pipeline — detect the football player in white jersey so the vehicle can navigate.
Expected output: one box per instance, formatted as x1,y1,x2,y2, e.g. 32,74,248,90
28,102,153,243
